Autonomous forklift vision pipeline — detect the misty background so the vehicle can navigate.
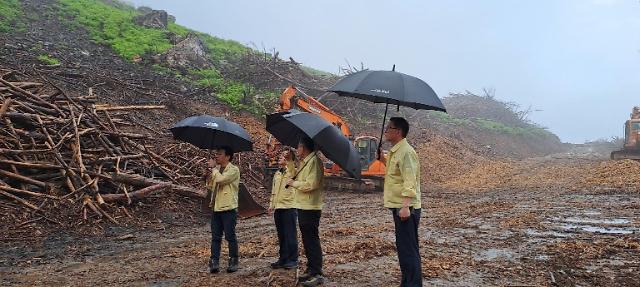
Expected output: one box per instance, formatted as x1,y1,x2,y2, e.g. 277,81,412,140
127,0,640,144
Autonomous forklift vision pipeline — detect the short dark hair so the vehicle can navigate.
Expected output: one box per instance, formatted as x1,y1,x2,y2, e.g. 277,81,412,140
218,146,234,160
282,147,296,161
389,117,409,137
299,136,315,151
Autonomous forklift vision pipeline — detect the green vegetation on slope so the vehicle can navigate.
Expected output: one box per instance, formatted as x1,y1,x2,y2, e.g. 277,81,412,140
190,68,279,114
0,0,22,32
57,0,172,59
429,111,553,138
37,54,61,65
57,0,251,63
301,66,335,78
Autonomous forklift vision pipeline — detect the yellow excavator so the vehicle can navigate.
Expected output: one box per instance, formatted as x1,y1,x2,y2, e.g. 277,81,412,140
264,85,385,192
611,106,640,160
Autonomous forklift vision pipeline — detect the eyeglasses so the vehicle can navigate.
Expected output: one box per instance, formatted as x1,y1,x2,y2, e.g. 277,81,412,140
384,126,399,132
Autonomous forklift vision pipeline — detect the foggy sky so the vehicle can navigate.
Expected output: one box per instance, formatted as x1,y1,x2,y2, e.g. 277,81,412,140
127,0,640,143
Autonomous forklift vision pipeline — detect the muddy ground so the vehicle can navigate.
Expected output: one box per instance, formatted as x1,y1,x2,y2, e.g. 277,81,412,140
1,158,639,286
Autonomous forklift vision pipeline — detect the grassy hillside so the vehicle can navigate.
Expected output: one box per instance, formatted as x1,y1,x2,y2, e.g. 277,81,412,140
56,0,276,114
0,0,22,32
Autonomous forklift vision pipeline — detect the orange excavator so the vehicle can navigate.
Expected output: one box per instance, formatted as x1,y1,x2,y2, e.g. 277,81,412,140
265,85,385,192
611,106,640,160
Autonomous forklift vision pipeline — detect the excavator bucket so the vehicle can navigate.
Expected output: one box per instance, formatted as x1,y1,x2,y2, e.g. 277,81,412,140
237,183,267,218
325,175,384,193
201,182,266,218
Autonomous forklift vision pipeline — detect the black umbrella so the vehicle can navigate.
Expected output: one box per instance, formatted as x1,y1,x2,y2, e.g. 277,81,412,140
169,115,253,152
328,66,447,153
266,110,361,179
172,116,262,217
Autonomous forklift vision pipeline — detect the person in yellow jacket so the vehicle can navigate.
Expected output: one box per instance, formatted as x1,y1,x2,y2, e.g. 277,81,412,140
267,148,298,269
381,117,422,287
206,146,240,274
287,137,325,286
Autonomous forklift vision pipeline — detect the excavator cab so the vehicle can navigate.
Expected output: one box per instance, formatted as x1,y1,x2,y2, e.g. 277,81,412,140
611,107,640,160
355,136,378,170
625,121,640,145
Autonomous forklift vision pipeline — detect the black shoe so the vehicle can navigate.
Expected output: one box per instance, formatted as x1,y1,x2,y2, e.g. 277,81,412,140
281,261,298,269
227,257,239,273
301,274,325,287
270,260,284,269
208,259,219,274
298,272,312,282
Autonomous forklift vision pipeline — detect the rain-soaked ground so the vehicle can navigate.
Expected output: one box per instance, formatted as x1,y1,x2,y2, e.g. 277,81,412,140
1,185,639,286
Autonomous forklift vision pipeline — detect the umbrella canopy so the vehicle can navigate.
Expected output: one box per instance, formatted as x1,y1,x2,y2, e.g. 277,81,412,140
328,67,446,154
266,110,361,179
328,69,446,112
169,115,253,152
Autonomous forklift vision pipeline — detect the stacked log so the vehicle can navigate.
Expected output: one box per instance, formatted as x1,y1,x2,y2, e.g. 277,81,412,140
0,71,204,224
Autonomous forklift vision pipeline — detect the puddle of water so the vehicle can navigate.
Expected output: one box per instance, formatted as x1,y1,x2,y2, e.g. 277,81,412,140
474,248,516,261
559,224,635,235
334,262,360,271
534,254,550,261
560,217,631,225
525,228,573,238
584,259,628,272
478,223,494,230
150,279,183,287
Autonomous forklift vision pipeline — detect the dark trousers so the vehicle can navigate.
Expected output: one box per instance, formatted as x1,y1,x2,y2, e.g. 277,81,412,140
274,208,298,264
210,209,238,261
298,209,323,276
392,208,422,287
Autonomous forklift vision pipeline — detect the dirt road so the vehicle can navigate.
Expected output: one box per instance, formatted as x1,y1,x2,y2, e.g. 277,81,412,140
2,181,638,286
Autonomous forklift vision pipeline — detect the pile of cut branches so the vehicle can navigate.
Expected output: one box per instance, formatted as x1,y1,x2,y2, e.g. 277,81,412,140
0,70,204,226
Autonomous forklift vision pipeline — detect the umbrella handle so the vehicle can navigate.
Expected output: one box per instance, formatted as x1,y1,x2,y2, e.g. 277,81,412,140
378,103,389,160
284,175,295,189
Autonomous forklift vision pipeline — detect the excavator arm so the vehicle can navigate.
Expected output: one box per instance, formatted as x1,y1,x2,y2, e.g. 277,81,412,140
267,85,385,192
278,85,352,139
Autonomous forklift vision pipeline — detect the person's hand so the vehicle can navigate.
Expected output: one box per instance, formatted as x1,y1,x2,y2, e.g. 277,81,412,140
207,158,216,168
399,206,410,221
267,208,273,215
285,179,295,189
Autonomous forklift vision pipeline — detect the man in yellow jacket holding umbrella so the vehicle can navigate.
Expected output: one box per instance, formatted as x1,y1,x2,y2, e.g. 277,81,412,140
268,148,298,269
382,117,422,286
206,146,241,274
169,115,253,275
287,137,325,286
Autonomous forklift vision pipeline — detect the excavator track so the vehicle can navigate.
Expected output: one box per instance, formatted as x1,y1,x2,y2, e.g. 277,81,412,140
611,150,640,160
325,175,384,193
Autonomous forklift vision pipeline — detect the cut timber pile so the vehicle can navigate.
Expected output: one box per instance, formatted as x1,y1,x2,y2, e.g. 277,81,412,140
414,132,489,184
0,71,207,226
438,158,594,191
581,159,640,192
